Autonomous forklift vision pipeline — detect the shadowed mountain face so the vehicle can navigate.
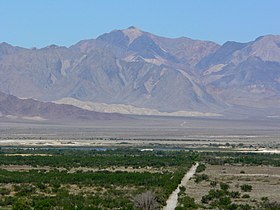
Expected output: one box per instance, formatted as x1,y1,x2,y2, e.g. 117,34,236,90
0,27,280,116
0,92,125,121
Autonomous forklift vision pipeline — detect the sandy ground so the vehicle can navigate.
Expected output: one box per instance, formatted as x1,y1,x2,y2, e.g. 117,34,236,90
3,154,53,156
1,139,280,155
0,117,279,149
238,149,280,154
186,164,280,205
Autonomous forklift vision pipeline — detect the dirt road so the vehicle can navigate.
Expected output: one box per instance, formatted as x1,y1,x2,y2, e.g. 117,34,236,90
163,163,199,210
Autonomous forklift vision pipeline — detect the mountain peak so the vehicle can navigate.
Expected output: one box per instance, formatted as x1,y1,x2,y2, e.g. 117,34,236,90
255,34,280,42
127,26,138,30
0,42,9,46
0,42,14,48
122,26,143,44
42,44,63,50
0,42,22,56
248,34,280,62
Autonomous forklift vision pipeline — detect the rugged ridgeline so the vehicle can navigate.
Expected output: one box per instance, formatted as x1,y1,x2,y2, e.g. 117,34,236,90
0,91,125,121
0,27,280,117
196,35,280,110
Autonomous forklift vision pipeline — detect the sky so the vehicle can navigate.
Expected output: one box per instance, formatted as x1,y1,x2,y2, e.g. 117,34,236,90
0,0,280,48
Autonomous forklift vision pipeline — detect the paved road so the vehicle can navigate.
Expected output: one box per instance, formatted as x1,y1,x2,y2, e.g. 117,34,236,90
163,163,199,210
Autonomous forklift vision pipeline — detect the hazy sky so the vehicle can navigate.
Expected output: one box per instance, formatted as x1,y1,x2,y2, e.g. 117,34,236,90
0,0,279,48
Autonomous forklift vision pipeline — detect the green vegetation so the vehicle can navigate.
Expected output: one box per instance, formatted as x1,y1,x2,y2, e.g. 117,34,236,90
219,182,230,191
200,183,252,209
176,195,198,210
195,163,206,173
194,174,209,183
0,149,198,168
1,149,279,209
259,197,280,210
203,152,280,166
240,184,252,192
0,149,197,209
176,186,199,209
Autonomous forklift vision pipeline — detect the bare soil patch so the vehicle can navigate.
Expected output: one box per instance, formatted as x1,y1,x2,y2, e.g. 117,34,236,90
186,164,280,206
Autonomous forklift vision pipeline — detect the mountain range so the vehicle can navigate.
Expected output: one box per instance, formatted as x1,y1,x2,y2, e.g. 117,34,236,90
0,91,124,121
0,26,280,120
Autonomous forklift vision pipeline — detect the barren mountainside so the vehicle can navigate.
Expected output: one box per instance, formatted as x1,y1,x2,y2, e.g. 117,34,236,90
0,27,280,116
197,35,280,109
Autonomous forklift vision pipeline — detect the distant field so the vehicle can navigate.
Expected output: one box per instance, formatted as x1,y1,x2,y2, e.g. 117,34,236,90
0,116,280,150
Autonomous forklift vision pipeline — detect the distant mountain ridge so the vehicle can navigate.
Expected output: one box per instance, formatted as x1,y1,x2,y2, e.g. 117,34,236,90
0,27,280,117
0,91,125,121
197,35,280,109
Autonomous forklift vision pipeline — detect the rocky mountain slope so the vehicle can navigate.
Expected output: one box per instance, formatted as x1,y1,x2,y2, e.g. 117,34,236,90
0,27,279,117
0,27,223,113
197,35,280,109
